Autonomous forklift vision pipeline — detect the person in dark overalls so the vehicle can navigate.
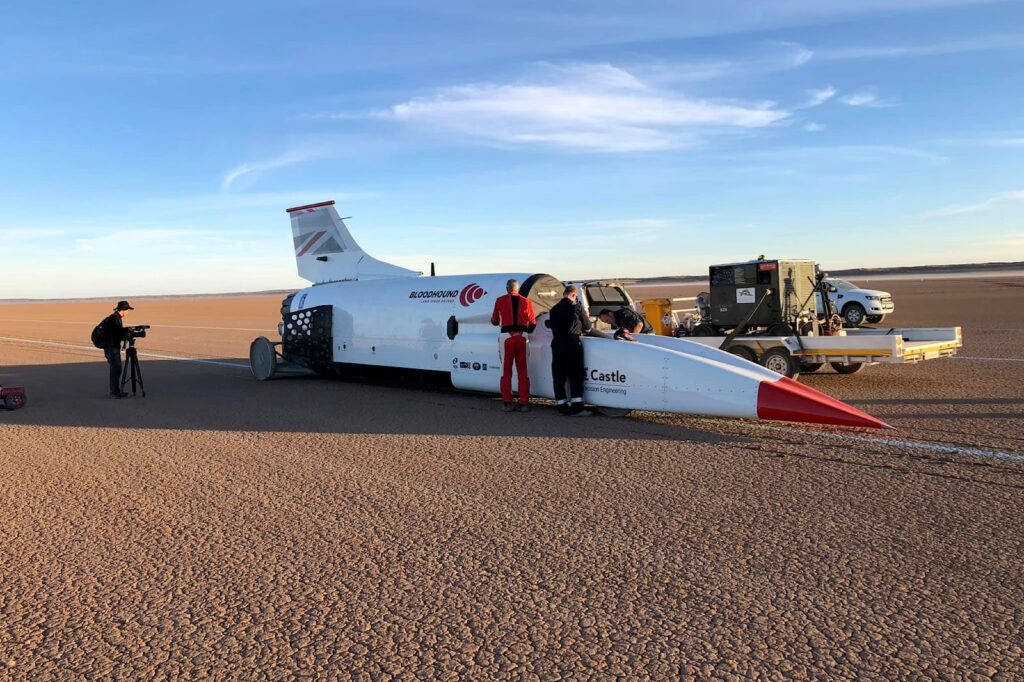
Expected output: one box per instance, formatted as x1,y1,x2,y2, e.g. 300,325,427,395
547,285,594,417
101,300,133,398
598,306,652,341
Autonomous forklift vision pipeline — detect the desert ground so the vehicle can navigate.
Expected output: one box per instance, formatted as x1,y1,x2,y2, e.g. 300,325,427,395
1,277,1022,679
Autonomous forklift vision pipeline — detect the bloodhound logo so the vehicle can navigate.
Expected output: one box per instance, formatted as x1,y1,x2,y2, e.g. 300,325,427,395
458,283,486,307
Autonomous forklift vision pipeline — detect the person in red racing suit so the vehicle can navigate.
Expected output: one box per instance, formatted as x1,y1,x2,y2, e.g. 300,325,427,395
491,278,537,412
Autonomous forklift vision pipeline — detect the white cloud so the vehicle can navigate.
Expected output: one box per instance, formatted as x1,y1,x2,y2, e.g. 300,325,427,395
803,122,825,132
364,63,790,152
802,86,837,108
222,149,322,190
839,90,890,107
818,34,1024,61
0,228,67,242
926,190,1024,216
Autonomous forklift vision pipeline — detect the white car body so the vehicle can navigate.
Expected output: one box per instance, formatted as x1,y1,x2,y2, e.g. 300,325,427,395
817,278,894,327
250,201,886,428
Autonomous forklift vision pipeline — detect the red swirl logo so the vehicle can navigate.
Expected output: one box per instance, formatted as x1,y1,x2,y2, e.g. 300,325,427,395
458,283,486,307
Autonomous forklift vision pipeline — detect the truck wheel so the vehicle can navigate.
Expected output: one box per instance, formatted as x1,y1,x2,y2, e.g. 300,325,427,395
767,323,794,336
799,362,824,373
727,346,757,363
830,362,865,375
866,315,884,324
691,324,716,337
760,348,799,378
842,303,866,327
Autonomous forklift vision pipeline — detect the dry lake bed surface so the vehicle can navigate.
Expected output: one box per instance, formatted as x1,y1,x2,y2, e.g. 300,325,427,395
1,276,1022,679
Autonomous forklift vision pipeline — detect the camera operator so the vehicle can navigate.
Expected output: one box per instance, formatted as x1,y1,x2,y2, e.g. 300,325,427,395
100,300,133,398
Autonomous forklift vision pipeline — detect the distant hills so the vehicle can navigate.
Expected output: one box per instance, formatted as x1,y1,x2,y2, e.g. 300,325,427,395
629,261,1024,284
3,262,1023,302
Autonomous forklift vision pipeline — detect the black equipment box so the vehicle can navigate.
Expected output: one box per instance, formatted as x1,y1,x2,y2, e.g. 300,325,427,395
707,259,817,329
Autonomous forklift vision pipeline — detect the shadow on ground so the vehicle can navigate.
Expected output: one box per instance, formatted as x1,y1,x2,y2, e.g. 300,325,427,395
0,359,742,442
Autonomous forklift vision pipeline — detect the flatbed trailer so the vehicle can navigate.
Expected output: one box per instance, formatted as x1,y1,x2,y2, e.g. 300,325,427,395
637,326,962,379
579,285,963,380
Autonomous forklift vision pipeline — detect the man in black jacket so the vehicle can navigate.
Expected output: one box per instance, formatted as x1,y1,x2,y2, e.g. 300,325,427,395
101,300,133,398
598,306,652,341
547,286,594,417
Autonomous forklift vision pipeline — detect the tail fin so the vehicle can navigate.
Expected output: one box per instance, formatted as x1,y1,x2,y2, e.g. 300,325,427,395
287,201,421,283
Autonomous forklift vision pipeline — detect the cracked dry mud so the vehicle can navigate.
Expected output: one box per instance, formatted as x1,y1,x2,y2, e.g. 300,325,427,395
1,278,1022,679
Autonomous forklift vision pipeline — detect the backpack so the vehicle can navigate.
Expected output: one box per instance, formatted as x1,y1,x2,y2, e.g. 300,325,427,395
91,320,106,349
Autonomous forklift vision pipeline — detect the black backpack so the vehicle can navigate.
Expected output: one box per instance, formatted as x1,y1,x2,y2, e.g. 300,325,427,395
91,320,106,348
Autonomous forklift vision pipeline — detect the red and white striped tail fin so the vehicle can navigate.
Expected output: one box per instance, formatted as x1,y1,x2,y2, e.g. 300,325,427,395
287,200,421,283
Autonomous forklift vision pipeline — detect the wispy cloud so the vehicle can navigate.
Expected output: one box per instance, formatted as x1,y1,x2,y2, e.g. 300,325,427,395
939,134,1024,148
839,89,890,107
0,228,67,242
801,86,837,108
352,62,790,153
817,34,1024,61
74,228,243,253
721,144,947,164
926,190,1024,216
222,149,323,191
803,122,825,132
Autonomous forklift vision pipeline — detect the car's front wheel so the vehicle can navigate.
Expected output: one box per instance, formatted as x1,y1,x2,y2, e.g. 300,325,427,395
843,303,866,327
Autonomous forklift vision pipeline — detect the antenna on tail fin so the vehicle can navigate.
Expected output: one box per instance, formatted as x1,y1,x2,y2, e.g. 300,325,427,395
287,201,421,284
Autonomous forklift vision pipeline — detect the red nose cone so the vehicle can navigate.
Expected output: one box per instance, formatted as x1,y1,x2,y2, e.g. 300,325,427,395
757,377,887,429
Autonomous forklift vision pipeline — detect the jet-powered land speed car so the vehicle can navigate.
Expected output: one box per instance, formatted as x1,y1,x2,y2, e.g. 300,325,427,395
249,201,886,429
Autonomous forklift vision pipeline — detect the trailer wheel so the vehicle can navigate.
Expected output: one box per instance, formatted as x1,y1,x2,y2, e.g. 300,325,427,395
767,322,794,336
691,324,716,337
866,315,884,324
726,346,757,363
760,348,799,378
830,361,865,375
799,362,824,373
842,303,866,327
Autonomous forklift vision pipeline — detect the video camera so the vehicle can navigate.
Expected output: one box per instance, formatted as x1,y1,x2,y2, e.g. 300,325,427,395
124,325,150,340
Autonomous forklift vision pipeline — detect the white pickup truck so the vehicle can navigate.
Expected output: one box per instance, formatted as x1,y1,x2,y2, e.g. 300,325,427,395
818,278,895,327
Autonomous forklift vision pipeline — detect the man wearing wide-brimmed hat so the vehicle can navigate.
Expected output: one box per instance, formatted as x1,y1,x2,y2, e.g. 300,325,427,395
100,300,134,398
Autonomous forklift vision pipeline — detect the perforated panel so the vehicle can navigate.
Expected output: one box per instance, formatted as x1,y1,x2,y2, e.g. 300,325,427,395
282,305,333,365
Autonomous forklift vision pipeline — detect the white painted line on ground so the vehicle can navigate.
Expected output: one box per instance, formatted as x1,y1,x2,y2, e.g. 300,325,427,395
0,336,250,370
832,432,1024,463
750,423,1024,463
954,356,1024,363
0,319,275,332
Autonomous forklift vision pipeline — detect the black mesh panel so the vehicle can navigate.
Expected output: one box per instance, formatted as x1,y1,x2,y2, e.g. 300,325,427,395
282,305,333,365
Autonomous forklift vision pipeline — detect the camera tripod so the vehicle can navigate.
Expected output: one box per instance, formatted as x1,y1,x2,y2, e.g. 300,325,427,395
120,338,146,397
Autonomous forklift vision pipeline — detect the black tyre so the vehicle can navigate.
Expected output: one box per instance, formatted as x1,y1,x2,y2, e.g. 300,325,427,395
726,346,757,363
842,303,866,327
799,362,824,373
4,391,26,410
866,315,884,324
830,362,865,375
691,324,716,337
760,347,799,378
767,322,794,336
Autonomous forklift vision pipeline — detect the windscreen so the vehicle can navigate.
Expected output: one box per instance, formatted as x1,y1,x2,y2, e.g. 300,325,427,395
586,286,630,307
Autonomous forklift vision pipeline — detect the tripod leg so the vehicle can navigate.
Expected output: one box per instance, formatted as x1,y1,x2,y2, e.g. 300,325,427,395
133,352,146,397
119,348,130,393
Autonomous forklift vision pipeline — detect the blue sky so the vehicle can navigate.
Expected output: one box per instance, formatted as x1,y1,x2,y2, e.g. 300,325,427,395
1,0,1022,298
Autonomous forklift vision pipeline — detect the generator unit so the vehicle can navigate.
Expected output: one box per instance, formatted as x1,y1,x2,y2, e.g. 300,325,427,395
694,258,818,335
